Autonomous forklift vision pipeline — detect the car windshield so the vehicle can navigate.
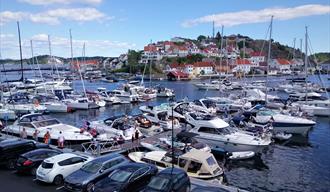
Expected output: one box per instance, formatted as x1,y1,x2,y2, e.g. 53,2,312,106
110,170,132,182
147,176,170,190
80,161,102,173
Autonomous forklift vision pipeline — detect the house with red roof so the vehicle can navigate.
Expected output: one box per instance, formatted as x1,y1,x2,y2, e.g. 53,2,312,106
249,51,266,66
232,59,251,74
167,70,190,81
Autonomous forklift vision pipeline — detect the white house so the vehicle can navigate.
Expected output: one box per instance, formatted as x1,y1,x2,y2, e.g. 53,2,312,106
249,51,266,67
232,59,251,74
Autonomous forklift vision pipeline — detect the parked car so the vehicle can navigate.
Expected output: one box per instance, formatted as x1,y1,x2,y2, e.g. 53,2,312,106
94,163,158,192
36,153,93,185
0,138,49,169
143,167,191,192
64,153,129,192
15,148,62,175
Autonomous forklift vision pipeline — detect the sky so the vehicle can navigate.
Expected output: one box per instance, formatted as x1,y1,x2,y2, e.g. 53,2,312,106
0,0,329,59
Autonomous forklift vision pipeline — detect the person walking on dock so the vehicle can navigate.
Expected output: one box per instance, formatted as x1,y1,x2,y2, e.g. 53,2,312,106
135,129,139,143
58,131,65,149
32,130,39,141
20,128,27,139
44,131,51,144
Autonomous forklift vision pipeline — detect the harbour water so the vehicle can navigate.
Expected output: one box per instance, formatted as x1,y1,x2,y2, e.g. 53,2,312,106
1,70,330,192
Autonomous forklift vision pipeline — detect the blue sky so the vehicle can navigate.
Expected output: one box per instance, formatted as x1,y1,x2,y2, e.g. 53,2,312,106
0,0,329,59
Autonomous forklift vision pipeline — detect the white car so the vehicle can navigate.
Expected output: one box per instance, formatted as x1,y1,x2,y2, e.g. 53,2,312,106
36,153,93,185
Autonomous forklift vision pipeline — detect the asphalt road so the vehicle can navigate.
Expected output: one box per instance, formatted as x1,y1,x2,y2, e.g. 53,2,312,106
0,168,64,192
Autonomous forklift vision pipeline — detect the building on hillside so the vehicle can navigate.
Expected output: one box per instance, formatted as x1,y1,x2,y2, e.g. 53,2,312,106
171,37,185,43
191,62,215,75
167,71,189,81
249,51,266,67
270,59,292,73
140,44,163,64
232,59,251,74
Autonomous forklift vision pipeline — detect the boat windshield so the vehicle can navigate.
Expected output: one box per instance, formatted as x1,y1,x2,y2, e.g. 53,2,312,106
110,170,132,182
258,110,276,116
189,113,215,121
198,126,236,135
147,176,170,190
80,161,102,173
32,119,60,128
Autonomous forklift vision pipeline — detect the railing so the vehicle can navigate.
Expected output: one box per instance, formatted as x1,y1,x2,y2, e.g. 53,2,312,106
81,140,122,156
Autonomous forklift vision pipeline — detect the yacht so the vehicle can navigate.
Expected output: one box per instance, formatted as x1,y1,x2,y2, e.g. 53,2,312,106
155,86,175,97
135,115,163,136
186,112,271,152
110,86,139,103
251,108,316,135
96,87,121,104
190,99,218,114
139,105,181,130
128,149,223,179
63,97,100,110
2,113,92,143
90,115,142,141
5,93,47,114
0,104,17,120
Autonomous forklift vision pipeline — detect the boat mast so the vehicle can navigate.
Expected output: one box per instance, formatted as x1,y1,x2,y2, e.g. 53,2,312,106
304,26,308,103
48,35,60,79
17,21,24,82
30,40,46,93
265,16,273,104
79,43,87,97
69,29,74,72
219,25,224,85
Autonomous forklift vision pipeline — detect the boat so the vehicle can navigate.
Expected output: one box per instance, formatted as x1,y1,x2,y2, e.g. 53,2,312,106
128,149,223,179
90,115,142,141
186,112,271,153
0,104,17,120
251,108,315,135
5,93,47,114
2,113,92,143
228,151,255,160
95,87,121,104
135,115,163,136
155,86,175,97
63,97,100,110
139,105,181,130
110,85,139,103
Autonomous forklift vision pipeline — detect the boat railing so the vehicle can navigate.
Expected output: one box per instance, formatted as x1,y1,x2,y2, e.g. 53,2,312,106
81,140,122,156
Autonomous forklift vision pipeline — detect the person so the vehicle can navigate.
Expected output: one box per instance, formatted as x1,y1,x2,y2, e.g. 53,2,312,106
135,129,139,142
131,134,135,143
58,131,65,148
86,121,91,132
32,130,39,141
20,128,27,139
44,131,51,144
118,135,125,144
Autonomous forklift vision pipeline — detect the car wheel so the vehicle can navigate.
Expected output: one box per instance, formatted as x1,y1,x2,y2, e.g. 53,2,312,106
53,175,63,185
86,182,95,192
6,159,15,169
30,167,37,176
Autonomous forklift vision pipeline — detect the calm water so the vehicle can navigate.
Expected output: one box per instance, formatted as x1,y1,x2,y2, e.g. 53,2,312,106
2,69,330,192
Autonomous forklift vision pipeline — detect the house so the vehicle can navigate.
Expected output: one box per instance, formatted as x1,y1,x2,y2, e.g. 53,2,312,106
140,44,163,64
192,62,214,75
249,51,266,67
232,59,251,74
270,58,292,72
167,71,189,81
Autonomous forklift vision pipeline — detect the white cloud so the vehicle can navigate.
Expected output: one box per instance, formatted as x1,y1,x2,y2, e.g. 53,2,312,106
182,4,330,27
0,11,28,25
19,0,102,6
0,8,109,25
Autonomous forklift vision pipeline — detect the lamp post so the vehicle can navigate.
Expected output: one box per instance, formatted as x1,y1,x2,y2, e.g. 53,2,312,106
169,98,175,169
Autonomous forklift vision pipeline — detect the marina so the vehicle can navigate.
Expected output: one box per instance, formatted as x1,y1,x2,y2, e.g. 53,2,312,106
1,2,330,191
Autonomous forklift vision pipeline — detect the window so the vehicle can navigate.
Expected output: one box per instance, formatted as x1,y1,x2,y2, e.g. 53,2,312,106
131,167,149,181
71,157,85,164
187,161,202,173
198,127,216,134
206,156,217,166
179,159,187,168
18,122,34,128
41,162,53,169
104,158,125,169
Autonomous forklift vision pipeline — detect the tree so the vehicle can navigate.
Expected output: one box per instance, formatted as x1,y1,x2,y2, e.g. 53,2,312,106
197,35,207,42
215,31,221,42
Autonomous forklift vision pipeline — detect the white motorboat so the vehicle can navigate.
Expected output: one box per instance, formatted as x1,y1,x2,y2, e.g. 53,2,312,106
128,149,223,179
186,112,271,153
156,87,175,97
139,105,181,130
90,115,142,141
253,108,316,135
0,104,17,120
2,113,92,143
135,115,163,136
290,102,330,117
96,87,121,104
191,99,218,114
110,88,139,103
63,97,100,110
228,151,255,160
